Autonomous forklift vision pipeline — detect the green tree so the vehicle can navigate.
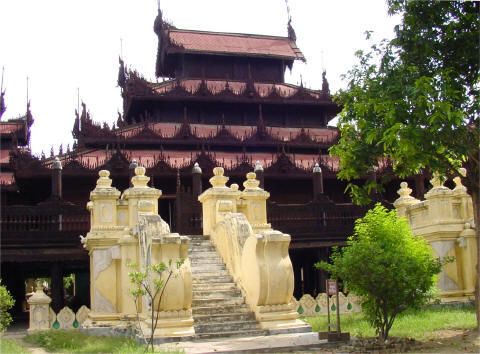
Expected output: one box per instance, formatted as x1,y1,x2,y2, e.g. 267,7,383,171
330,0,479,328
0,279,15,332
316,205,444,340
128,259,184,352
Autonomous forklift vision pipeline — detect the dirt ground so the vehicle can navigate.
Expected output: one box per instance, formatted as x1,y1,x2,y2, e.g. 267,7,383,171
319,329,480,353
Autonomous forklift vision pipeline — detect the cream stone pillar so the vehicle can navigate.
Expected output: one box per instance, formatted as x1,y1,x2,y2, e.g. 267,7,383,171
393,182,420,218
122,166,162,228
133,199,194,338
457,224,477,296
85,170,122,322
240,172,271,233
198,167,241,236
28,282,52,333
117,230,138,316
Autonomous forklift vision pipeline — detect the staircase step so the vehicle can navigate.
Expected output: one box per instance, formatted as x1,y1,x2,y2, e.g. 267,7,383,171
195,320,260,334
192,304,251,316
193,312,255,324
193,282,237,291
193,289,242,299
195,329,268,340
192,297,244,307
192,275,233,283
191,264,226,272
192,270,230,278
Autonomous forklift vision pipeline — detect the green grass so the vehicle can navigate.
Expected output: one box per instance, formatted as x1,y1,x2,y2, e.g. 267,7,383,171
0,338,29,354
304,304,476,339
24,330,145,353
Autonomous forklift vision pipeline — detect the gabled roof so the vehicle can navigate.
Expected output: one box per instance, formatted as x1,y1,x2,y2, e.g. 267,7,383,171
167,29,304,61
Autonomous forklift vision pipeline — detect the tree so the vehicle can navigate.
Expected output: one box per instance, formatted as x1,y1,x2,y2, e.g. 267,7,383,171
330,0,479,328
128,259,184,352
0,279,15,332
316,204,444,340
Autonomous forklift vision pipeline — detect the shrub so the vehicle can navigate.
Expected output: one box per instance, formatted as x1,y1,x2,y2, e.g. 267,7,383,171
316,204,447,340
0,279,15,331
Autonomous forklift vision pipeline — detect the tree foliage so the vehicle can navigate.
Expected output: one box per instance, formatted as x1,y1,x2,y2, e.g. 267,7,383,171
331,0,479,201
128,259,184,352
316,205,445,340
330,0,480,328
0,279,15,332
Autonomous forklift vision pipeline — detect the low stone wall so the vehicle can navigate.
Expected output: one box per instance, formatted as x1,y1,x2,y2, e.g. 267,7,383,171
28,284,91,332
294,293,361,317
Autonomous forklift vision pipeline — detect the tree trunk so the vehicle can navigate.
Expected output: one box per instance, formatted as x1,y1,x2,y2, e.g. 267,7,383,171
471,187,480,331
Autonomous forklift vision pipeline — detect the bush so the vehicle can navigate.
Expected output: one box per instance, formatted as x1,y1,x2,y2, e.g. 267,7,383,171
316,204,446,340
0,279,15,331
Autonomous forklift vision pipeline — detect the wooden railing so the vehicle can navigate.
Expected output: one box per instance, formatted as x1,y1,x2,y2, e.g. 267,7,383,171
267,200,365,239
1,205,90,232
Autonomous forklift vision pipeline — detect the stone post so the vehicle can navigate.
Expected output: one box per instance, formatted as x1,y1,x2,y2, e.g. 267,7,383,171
123,166,162,227
192,162,202,197
241,172,271,232
85,170,122,319
129,159,138,187
457,224,477,295
28,281,52,333
51,157,62,200
254,161,264,189
312,163,323,200
393,182,420,218
198,167,241,236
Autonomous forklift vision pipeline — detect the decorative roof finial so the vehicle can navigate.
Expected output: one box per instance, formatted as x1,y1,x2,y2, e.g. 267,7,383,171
0,66,5,121
321,70,330,95
285,0,296,42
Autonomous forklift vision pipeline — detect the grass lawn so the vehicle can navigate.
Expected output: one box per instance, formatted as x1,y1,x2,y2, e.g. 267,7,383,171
304,303,476,339
0,338,29,354
24,330,146,353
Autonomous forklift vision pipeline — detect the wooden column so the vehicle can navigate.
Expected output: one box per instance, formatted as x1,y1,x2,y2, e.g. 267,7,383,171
192,163,202,197
50,262,64,313
51,157,62,200
254,161,264,189
313,163,324,200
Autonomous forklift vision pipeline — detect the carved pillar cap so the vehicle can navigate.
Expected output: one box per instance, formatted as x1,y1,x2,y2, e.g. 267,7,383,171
129,159,138,170
254,161,263,172
453,168,467,194
132,166,150,188
430,172,445,188
313,163,322,173
96,170,113,188
192,162,202,174
52,157,62,170
243,172,260,190
27,282,52,305
230,183,239,191
397,182,413,198
209,166,229,188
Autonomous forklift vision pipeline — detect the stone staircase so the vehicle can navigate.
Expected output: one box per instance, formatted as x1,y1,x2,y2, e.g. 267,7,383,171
188,234,268,339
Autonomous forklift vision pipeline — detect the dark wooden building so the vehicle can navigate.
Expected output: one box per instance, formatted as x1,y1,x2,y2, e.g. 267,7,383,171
1,7,419,316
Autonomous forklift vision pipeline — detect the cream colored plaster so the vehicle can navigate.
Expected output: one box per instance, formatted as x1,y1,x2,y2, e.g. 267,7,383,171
394,176,478,298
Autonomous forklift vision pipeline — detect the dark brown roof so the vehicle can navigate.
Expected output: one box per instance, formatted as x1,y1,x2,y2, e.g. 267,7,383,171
168,29,304,61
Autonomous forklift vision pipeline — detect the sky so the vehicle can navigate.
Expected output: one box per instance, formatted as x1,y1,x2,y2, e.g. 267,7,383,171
0,0,401,155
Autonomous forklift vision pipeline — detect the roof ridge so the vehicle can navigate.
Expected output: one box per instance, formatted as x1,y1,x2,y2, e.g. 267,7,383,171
169,28,290,41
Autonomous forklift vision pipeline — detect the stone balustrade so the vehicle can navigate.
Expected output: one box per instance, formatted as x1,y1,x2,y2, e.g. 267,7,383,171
27,282,91,332
198,167,307,332
293,292,361,317
82,167,193,339
394,170,477,298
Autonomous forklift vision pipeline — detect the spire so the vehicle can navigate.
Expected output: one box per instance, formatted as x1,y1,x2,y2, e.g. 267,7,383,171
257,104,266,136
321,70,330,95
117,56,127,89
153,1,164,35
0,67,5,121
287,18,297,42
